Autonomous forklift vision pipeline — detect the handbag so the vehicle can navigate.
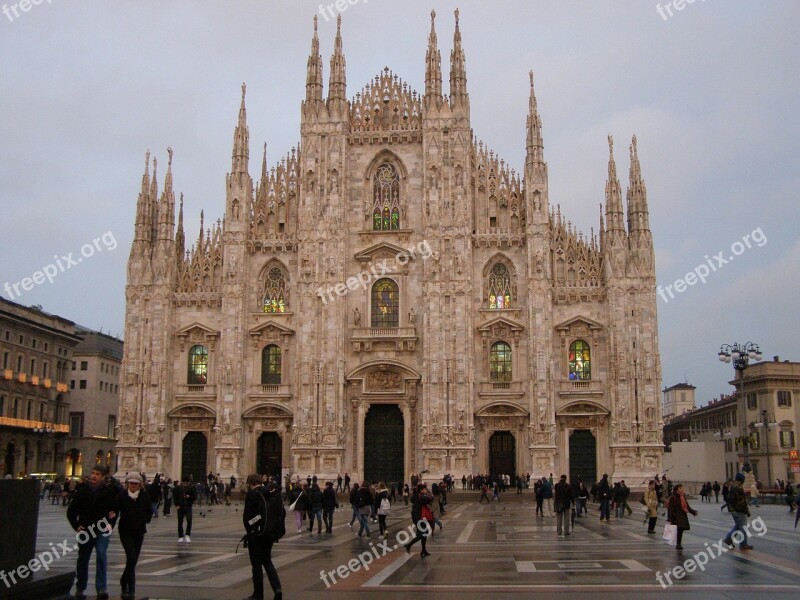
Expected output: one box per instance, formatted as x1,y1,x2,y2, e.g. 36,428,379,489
662,522,677,546
289,491,303,512
421,504,433,521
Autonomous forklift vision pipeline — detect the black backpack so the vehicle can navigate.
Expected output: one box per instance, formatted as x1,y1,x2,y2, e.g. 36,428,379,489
248,487,286,541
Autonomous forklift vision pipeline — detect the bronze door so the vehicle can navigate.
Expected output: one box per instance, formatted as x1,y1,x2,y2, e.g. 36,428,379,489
181,431,208,483
489,431,515,478
569,429,597,484
257,432,282,479
363,404,404,484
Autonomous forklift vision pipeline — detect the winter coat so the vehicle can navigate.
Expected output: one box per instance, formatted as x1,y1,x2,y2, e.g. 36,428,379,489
644,487,659,518
667,493,697,531
117,489,152,536
67,481,119,532
308,484,324,511
322,486,338,509
357,486,373,515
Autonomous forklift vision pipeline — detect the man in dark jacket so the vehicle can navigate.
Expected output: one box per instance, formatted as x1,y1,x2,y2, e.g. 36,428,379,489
66,467,118,600
148,475,162,519
597,474,611,522
174,477,196,543
243,475,283,600
115,473,151,600
554,475,574,535
723,473,754,550
348,484,360,528
307,482,324,534
322,481,338,533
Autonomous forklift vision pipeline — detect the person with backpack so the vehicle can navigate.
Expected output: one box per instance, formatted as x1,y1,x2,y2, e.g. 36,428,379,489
403,483,433,557
322,481,338,534
542,477,554,516
242,474,284,600
376,482,391,538
307,481,324,534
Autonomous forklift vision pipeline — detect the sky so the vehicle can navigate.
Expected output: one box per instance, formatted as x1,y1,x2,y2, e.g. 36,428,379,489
1,0,798,408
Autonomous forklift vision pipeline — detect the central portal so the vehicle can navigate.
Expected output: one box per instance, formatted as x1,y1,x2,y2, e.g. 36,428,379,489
257,432,282,479
489,431,516,478
363,404,404,484
569,429,597,484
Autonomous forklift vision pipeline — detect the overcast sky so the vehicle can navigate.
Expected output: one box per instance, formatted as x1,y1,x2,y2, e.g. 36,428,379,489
1,0,798,408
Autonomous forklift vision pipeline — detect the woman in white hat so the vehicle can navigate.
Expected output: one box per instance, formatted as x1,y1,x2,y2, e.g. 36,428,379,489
113,473,151,599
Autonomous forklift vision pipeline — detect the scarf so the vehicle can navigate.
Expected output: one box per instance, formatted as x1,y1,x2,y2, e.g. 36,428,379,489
680,494,689,513
128,489,141,500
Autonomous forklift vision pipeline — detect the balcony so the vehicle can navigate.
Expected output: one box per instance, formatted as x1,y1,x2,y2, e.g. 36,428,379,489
557,379,604,397
175,384,217,401
248,383,293,401
0,416,69,433
351,327,417,352
478,380,526,398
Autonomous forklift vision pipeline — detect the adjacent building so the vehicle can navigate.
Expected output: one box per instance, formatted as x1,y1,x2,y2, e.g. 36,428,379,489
662,382,696,420
117,11,663,485
0,298,79,477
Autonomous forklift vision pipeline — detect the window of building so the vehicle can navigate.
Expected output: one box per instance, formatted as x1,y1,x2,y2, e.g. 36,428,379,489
32,339,36,349
30,359,36,375
0,396,4,416
39,403,45,421
17,355,22,372
99,381,103,390
568,340,591,381
487,263,513,309
263,267,288,313
746,392,757,410
777,391,792,407
26,401,32,420
2,352,7,369
371,278,399,328
12,398,19,419
751,431,759,449
19,335,23,344
69,413,84,437
188,345,208,385
70,380,75,389
108,415,116,438
779,430,795,448
42,362,48,378
261,345,282,385
490,341,513,383
80,361,88,371
44,342,48,351
72,361,76,370
79,380,87,389
372,162,401,230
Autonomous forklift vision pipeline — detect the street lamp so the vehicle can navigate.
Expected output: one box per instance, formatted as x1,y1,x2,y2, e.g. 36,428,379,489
33,423,55,434
754,409,778,487
718,342,762,472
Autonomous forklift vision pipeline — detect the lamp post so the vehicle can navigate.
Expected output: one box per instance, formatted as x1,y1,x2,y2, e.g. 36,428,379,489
718,342,762,473
755,409,777,487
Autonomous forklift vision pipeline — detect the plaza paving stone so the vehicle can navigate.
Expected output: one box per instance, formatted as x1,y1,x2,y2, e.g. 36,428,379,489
32,490,800,599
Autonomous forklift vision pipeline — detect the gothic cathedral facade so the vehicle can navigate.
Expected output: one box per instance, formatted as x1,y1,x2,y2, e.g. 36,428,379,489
116,11,663,486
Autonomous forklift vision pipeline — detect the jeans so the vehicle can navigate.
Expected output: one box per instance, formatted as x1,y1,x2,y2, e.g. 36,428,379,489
163,498,172,516
349,505,359,526
119,532,144,594
599,497,610,520
378,514,387,536
577,498,587,515
615,502,624,518
556,509,571,534
177,505,193,537
544,497,554,516
323,507,335,531
248,536,281,599
75,530,110,593
151,502,159,518
727,511,749,546
357,513,371,537
308,509,323,532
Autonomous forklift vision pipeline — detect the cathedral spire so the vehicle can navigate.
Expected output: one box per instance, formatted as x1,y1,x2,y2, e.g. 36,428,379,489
425,9,442,101
157,146,176,242
260,142,268,182
175,192,185,262
327,15,347,112
605,135,625,236
525,70,544,167
306,15,324,103
133,150,152,248
231,83,250,176
449,8,469,111
626,135,650,233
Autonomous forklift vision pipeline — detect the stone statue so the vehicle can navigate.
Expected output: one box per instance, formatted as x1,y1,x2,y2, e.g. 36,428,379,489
326,406,334,424
457,407,465,431
223,406,231,426
146,405,156,429
353,307,361,326
408,308,416,324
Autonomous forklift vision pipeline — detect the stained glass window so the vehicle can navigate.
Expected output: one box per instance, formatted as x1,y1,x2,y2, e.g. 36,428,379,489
261,345,282,385
569,340,591,381
371,278,399,328
490,341,512,383
488,263,513,309
372,163,400,230
263,267,288,313
188,345,208,385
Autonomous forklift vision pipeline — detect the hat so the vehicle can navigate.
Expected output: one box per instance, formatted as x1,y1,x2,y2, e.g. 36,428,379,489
126,473,143,484
735,472,745,482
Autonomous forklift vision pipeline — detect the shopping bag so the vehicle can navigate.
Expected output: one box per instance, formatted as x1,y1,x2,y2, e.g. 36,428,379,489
662,522,677,546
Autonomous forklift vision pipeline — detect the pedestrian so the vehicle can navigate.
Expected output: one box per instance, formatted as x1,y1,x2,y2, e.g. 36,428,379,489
403,483,410,505
115,473,151,600
288,484,307,534
148,474,162,519
376,482,390,538
343,473,351,493
336,473,343,493
542,477,554,517
347,483,360,528
723,472,754,550
322,481,338,533
643,480,659,534
721,480,731,511
175,477,196,543
307,481,324,534
554,475,574,536
242,474,284,600
712,480,721,503
597,474,611,522
577,481,589,517
162,478,174,516
355,482,373,538
613,482,625,518
534,478,544,516
462,474,467,490
666,483,698,550
749,480,761,507
66,466,118,600
403,483,432,557
479,481,490,504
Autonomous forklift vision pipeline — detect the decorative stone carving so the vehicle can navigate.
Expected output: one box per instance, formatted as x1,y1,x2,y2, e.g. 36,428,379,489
367,370,402,390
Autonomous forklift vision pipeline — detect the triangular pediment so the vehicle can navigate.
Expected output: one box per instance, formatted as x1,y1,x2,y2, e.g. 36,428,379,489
477,315,524,334
174,322,220,339
554,315,603,332
248,321,296,337
354,241,415,263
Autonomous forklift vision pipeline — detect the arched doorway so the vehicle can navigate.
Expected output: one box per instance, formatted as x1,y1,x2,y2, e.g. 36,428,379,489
569,429,597,484
181,432,208,483
489,431,515,478
66,448,82,478
257,432,282,479
4,441,15,476
363,404,404,484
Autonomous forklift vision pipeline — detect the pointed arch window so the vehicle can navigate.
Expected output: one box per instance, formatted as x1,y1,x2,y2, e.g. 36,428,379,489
372,162,400,230
371,278,399,328
261,345,282,385
569,340,591,381
188,345,208,385
488,263,513,309
263,267,288,313
490,341,512,383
